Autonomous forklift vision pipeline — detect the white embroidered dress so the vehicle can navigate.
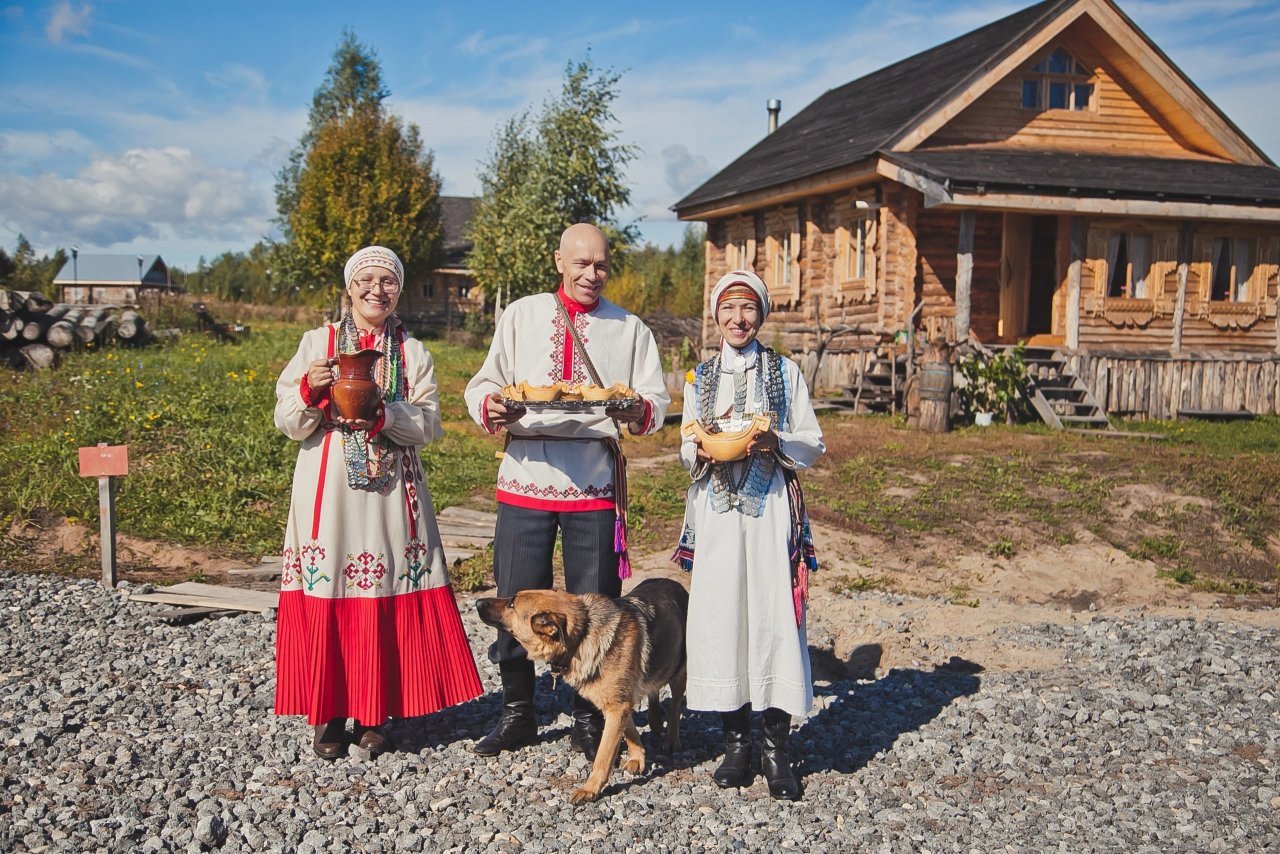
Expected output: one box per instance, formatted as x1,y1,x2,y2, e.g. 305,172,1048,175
464,291,670,512
679,342,825,718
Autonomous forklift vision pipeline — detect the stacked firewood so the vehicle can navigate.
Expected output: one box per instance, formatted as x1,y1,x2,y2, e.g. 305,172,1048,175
0,290,150,371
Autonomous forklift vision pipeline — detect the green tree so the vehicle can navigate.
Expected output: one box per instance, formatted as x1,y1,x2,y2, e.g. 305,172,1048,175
4,235,66,300
181,242,275,303
602,224,706,317
468,55,638,304
273,32,441,308
670,223,707,317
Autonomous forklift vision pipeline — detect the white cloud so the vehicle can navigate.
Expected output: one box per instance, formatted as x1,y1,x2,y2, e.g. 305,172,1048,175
45,0,91,43
204,64,272,104
661,144,711,196
0,129,96,169
0,147,272,249
457,31,548,61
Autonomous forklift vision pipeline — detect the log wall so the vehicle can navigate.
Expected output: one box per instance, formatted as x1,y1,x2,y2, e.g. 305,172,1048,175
914,208,1003,342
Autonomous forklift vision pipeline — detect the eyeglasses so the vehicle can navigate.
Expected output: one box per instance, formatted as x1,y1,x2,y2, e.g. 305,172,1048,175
354,275,401,293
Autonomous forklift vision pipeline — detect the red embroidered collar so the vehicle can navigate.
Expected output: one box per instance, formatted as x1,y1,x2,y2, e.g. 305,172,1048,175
557,286,598,315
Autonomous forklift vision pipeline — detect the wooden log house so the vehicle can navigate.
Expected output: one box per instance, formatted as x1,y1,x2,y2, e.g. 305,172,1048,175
392,196,484,329
672,0,1280,418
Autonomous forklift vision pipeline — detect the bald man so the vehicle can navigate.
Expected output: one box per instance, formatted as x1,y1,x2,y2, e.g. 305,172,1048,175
464,223,670,759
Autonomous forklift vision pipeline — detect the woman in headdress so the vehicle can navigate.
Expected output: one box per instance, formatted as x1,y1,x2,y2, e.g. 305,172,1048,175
674,269,825,800
273,246,481,758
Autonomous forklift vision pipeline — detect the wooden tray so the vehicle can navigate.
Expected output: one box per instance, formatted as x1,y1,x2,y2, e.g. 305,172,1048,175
501,397,640,413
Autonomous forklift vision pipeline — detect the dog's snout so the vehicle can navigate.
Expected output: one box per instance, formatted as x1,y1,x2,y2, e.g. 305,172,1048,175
476,597,508,628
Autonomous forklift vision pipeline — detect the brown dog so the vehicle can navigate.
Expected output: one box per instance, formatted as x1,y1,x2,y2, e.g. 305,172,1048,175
476,578,689,804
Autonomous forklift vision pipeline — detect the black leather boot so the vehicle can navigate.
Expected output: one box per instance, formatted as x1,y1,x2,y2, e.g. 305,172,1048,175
568,692,605,761
472,660,537,756
712,704,752,788
760,708,801,800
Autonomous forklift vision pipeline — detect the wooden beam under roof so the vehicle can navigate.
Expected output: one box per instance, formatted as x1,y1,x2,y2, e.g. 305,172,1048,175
675,163,879,221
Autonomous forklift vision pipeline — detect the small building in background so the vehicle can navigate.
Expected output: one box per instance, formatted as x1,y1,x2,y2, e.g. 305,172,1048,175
53,254,182,305
396,196,484,329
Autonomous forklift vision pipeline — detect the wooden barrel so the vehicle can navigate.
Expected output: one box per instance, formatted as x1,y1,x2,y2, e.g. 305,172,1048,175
917,342,953,434
918,363,953,402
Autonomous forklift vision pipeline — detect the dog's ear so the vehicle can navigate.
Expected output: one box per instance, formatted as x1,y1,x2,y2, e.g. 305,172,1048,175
530,611,567,643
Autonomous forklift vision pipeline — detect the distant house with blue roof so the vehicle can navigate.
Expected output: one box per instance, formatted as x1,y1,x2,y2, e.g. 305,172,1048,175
52,254,183,305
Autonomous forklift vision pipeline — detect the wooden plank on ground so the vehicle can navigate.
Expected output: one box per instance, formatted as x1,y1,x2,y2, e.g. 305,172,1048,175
436,507,498,524
1064,428,1167,440
152,606,233,625
436,519,496,535
226,565,281,581
445,548,476,564
129,581,278,613
441,534,492,549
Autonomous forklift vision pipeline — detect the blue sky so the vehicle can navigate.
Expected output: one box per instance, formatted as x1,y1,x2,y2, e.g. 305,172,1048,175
1,0,1278,271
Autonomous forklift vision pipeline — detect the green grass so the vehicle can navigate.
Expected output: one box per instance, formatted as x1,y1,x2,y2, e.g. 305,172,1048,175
830,573,894,596
0,325,497,560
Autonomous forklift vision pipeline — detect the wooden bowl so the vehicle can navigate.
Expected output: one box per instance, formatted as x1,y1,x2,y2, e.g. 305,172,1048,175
579,382,633,401
516,381,563,402
682,413,772,462
557,381,583,401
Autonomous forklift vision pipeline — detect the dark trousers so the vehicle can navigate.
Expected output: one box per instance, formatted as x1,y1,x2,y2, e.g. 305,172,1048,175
489,503,621,664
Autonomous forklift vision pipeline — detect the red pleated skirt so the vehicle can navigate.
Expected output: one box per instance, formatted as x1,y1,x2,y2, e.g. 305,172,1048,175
274,586,483,725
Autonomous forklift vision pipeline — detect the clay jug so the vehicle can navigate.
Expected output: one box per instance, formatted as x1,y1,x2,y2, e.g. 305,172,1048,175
332,348,384,422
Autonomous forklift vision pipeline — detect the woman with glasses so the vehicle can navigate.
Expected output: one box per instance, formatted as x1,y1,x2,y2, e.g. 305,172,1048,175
272,245,482,759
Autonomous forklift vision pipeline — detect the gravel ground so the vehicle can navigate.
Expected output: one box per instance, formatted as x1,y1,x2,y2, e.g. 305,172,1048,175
1,571,1277,853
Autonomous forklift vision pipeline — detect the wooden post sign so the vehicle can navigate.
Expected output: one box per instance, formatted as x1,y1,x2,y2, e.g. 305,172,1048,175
78,443,128,589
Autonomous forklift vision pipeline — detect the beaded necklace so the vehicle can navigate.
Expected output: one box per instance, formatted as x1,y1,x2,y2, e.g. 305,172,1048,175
336,311,407,492
694,344,788,517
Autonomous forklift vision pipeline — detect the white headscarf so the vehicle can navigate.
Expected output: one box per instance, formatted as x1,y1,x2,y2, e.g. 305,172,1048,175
344,246,404,286
710,269,769,322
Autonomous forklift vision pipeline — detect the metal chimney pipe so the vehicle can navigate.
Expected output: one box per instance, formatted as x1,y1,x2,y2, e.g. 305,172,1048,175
767,99,781,134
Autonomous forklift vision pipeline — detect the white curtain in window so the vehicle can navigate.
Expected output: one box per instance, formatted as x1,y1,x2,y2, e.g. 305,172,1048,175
1232,239,1252,301
1129,234,1152,298
1105,234,1121,296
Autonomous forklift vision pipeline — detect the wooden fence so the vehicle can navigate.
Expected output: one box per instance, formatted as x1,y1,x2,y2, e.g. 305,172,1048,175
1070,351,1280,419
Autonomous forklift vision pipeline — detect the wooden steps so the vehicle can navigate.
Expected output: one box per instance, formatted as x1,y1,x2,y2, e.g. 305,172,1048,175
1009,345,1113,432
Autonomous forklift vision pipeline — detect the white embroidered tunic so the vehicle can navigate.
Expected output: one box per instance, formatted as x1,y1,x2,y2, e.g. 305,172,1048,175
679,342,825,717
464,291,670,511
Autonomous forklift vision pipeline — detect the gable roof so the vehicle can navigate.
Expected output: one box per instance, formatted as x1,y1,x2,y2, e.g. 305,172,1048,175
673,0,1271,216
438,195,476,268
52,254,171,285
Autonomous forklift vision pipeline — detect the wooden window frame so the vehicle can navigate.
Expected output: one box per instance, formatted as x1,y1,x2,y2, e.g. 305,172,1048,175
724,216,756,275
1105,232,1154,299
1208,236,1256,303
834,203,878,301
764,208,800,302
1021,47,1095,113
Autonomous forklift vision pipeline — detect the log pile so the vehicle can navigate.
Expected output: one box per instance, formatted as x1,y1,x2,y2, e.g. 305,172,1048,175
0,290,150,371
